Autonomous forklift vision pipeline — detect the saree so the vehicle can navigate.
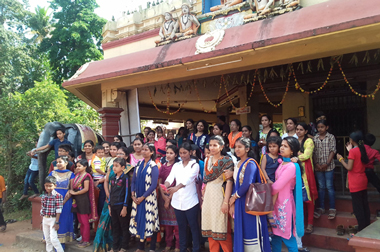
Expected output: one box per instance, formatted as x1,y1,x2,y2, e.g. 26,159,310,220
158,163,177,226
130,160,160,241
234,159,271,252
72,172,98,222
202,156,234,240
49,170,75,244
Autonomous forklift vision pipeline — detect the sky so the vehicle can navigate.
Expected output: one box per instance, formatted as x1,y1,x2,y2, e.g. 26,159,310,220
27,0,152,21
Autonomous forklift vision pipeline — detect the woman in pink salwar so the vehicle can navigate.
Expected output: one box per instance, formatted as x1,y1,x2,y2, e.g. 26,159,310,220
130,138,144,167
271,137,304,252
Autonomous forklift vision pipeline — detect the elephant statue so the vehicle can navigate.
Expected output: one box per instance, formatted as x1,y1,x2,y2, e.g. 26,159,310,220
34,122,104,191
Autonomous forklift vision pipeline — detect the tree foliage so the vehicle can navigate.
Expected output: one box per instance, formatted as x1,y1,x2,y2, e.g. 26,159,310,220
41,0,106,84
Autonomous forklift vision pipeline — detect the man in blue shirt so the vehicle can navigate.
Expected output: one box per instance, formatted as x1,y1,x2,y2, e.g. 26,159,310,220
32,129,72,159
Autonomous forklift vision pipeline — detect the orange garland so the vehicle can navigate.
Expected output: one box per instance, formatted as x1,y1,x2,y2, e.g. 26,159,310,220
336,60,380,99
194,78,222,113
223,70,257,110
147,86,184,115
293,64,334,94
259,70,291,108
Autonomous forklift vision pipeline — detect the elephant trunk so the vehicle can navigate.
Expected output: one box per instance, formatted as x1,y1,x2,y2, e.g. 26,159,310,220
38,152,48,192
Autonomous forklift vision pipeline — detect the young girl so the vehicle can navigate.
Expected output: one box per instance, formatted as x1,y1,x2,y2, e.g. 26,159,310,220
158,145,180,252
282,118,298,139
130,138,144,167
175,127,186,147
130,143,160,252
165,142,201,252
147,130,156,144
228,119,242,154
212,124,223,137
49,156,75,249
189,120,210,160
257,115,272,154
70,160,98,248
242,125,259,161
261,136,282,183
75,140,95,165
155,126,167,158
271,137,304,252
337,131,371,232
167,131,175,140
227,137,271,252
94,142,120,252
296,123,318,234
202,135,234,252
313,120,337,220
102,141,111,159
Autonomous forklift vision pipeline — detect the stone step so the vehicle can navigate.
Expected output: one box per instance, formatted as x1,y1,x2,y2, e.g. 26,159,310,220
313,211,377,229
302,226,354,252
319,197,380,213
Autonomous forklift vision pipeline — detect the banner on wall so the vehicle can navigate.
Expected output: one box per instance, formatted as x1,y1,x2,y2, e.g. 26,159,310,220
236,106,251,115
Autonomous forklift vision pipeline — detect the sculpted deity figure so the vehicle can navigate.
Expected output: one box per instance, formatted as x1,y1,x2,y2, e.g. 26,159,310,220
244,0,274,19
282,0,300,8
155,12,177,44
175,4,200,38
210,0,244,12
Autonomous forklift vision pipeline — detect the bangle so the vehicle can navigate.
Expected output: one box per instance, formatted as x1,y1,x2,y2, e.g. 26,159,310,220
55,222,60,224
223,202,228,205
339,157,344,162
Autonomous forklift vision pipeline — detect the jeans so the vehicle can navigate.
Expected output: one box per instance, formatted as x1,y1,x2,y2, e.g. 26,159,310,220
315,170,335,209
351,190,371,231
272,233,298,252
23,169,39,195
174,204,201,252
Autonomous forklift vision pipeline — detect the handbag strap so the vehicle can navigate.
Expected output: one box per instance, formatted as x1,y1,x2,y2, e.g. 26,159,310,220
246,158,267,184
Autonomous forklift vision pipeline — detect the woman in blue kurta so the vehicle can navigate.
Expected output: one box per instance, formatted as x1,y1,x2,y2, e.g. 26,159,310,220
189,120,210,160
49,155,75,249
227,137,271,252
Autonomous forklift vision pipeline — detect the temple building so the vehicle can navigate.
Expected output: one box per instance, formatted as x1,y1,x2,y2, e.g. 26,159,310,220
63,1,380,250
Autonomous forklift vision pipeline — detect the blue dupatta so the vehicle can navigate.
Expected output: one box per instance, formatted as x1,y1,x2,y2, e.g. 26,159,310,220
135,160,151,238
283,157,304,238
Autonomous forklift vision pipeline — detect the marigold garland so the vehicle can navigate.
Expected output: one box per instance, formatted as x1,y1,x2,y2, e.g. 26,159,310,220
259,70,291,108
223,70,257,110
147,86,184,115
194,79,222,113
336,60,380,100
293,64,334,94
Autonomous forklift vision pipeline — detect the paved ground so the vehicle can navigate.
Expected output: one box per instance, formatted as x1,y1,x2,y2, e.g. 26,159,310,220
1,219,342,252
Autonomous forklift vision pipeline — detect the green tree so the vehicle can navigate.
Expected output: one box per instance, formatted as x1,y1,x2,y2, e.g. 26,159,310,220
41,0,106,84
28,6,52,43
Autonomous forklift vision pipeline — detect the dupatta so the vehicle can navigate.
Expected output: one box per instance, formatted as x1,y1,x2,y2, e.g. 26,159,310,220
203,156,234,183
228,132,243,148
72,172,98,222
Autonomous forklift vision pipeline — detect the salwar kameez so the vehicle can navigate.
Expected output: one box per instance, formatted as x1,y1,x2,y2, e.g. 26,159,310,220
233,158,271,252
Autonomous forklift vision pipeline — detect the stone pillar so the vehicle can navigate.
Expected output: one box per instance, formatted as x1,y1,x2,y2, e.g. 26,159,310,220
97,107,124,142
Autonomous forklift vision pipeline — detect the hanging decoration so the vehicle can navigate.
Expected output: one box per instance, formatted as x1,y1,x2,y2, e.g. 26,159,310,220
193,78,222,113
147,85,184,115
223,70,257,110
259,69,290,108
336,60,380,99
293,63,334,94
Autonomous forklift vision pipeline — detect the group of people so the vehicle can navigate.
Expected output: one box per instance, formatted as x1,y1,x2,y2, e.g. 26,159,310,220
20,113,380,252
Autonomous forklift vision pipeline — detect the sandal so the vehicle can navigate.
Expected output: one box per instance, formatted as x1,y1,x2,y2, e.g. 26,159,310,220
162,247,171,252
313,208,325,219
77,242,91,248
305,224,313,234
348,225,358,235
174,249,180,252
0,225,6,232
119,249,128,252
298,248,310,252
336,225,345,236
328,209,337,220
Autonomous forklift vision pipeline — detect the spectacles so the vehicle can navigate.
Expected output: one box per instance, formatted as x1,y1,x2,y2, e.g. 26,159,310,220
117,153,125,156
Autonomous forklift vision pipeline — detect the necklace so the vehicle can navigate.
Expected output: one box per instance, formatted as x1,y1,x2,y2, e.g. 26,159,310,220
164,20,172,31
182,15,189,26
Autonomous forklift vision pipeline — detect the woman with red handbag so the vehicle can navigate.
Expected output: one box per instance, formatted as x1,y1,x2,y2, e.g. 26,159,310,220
227,137,271,252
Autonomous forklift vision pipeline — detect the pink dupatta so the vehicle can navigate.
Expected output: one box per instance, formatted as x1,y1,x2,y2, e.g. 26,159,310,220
73,173,98,222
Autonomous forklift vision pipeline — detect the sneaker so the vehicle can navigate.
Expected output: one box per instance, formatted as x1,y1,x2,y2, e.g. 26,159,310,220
76,236,82,242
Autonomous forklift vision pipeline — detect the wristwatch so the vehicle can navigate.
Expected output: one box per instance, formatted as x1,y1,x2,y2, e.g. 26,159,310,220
55,222,60,224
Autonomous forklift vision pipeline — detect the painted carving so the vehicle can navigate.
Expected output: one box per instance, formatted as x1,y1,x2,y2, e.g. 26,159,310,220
175,4,200,38
202,12,246,33
210,0,244,12
195,29,225,54
244,0,274,19
282,0,300,8
155,12,177,45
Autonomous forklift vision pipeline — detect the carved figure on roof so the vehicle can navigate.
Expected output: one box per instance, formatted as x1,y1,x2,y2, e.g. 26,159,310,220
282,0,299,8
244,0,274,19
175,4,200,38
210,0,244,12
155,12,177,45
